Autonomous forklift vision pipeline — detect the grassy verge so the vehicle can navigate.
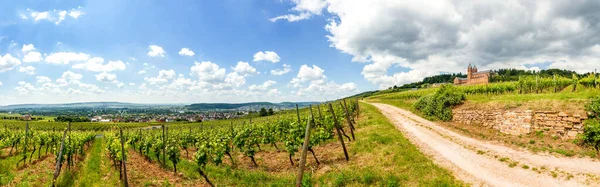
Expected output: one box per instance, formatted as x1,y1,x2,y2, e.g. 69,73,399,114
72,138,121,187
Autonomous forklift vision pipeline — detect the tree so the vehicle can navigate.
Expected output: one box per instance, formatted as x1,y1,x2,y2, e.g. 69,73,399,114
267,108,274,116
259,108,268,117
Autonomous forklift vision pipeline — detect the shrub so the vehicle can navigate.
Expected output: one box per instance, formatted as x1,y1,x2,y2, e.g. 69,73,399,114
581,119,600,156
413,84,466,121
582,96,600,156
585,96,600,118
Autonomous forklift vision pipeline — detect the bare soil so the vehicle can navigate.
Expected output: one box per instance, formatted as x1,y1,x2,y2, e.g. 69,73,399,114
371,102,600,187
126,149,195,187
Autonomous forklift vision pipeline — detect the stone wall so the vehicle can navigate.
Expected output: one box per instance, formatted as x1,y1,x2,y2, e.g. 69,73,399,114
452,109,587,139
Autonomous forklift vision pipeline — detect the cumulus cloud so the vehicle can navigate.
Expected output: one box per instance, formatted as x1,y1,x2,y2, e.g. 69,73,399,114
148,45,166,57
290,64,326,87
72,57,126,72
36,76,51,84
23,52,42,63
0,81,2,86
45,52,90,64
95,72,118,83
145,69,176,85
253,51,281,63
0,53,21,72
249,80,277,91
18,66,36,75
271,64,292,75
22,7,85,24
190,61,226,82
270,0,327,22
225,72,245,87
178,48,195,56
289,64,357,99
137,70,146,74
21,44,35,52
275,0,600,89
232,61,258,76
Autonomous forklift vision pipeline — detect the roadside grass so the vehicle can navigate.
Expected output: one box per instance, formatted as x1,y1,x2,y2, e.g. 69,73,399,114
438,121,598,159
125,102,465,186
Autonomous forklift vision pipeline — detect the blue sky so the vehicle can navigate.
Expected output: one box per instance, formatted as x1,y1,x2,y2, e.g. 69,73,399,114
1,0,600,105
0,0,369,104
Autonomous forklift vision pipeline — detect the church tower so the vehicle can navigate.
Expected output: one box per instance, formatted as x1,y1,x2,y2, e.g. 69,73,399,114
467,64,472,80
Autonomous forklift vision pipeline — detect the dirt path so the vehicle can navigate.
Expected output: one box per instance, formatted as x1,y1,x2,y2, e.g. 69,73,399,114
370,102,600,187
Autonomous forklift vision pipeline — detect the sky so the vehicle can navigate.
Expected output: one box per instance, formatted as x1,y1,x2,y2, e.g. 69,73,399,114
0,0,599,105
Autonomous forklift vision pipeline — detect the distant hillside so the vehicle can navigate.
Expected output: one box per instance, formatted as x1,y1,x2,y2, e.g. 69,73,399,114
0,102,180,110
185,102,319,111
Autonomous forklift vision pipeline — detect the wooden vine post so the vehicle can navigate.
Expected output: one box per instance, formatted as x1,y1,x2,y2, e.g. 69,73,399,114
339,102,355,140
162,125,166,165
52,125,69,187
120,129,129,187
328,103,349,161
296,116,313,187
595,69,597,89
356,98,360,120
296,104,301,125
317,105,323,121
19,122,30,167
343,99,356,131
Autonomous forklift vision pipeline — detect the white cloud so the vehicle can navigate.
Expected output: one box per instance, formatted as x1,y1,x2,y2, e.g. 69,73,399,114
178,48,195,56
190,61,226,82
253,51,281,63
31,11,50,21
270,0,327,22
18,66,36,75
21,44,35,52
145,69,176,84
95,72,118,83
224,72,246,87
72,57,126,72
249,80,277,91
137,70,147,74
269,12,312,22
271,64,292,75
148,45,166,57
56,10,67,24
0,81,2,86
289,64,357,99
45,52,90,64
0,53,21,72
117,82,125,88
36,76,51,84
68,9,84,19
128,82,136,86
232,61,258,76
294,64,326,83
60,71,83,81
23,8,85,24
15,81,36,95
272,0,600,88
23,52,42,63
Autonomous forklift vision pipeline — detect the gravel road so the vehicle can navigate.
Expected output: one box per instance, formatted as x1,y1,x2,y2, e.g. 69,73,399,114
370,103,600,187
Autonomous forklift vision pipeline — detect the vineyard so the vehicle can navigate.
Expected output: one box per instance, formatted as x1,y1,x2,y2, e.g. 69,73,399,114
370,74,599,101
0,99,364,186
